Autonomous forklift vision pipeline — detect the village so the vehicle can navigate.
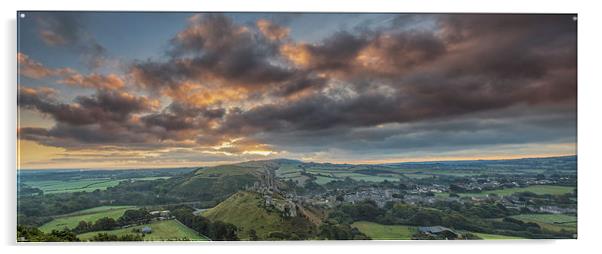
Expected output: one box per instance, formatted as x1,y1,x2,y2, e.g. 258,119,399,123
244,166,577,222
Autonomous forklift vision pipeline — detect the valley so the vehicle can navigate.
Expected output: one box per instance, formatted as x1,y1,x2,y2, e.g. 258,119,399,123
17,155,577,241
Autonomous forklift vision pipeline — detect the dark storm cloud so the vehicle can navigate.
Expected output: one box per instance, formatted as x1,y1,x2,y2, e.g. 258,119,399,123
215,14,576,137
36,13,108,69
19,123,162,149
131,13,294,96
20,14,577,159
279,28,447,79
437,15,576,79
19,87,156,126
141,102,224,133
248,104,576,155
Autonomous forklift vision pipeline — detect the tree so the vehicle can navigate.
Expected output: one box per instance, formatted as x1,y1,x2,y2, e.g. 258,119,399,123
248,229,259,240
93,217,117,231
73,220,92,233
17,225,79,242
119,209,151,225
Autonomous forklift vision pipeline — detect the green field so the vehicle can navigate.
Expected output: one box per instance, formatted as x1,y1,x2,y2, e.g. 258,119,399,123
275,164,302,177
315,175,337,184
77,219,209,241
351,221,524,240
403,173,434,179
351,221,416,240
23,179,123,194
472,232,525,239
511,214,577,232
23,176,172,194
438,185,575,198
132,176,171,181
40,206,134,233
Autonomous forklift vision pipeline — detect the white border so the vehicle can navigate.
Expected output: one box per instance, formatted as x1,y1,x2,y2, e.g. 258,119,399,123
2,1,601,254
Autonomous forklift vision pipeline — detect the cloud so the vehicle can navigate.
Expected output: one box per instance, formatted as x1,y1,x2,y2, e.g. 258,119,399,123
19,14,577,165
58,73,125,90
131,13,295,100
19,53,126,90
17,52,75,79
256,19,290,41
35,12,108,69
19,87,158,126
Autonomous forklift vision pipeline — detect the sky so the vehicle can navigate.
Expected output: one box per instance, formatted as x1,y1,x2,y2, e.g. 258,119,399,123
17,12,577,169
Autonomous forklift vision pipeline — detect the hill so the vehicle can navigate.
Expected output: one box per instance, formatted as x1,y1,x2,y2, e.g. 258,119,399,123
164,163,265,203
77,219,209,241
202,191,316,240
39,206,134,233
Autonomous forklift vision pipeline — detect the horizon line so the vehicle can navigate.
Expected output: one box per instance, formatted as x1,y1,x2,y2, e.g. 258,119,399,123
17,153,577,171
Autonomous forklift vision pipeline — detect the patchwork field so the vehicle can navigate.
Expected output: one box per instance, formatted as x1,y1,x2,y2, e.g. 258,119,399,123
351,221,416,240
40,206,135,233
511,214,577,232
23,179,122,194
77,219,209,241
22,176,171,194
437,185,575,198
471,232,525,240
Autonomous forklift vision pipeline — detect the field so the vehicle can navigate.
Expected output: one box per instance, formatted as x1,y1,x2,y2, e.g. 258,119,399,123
351,221,524,240
77,219,209,241
39,206,135,233
22,176,171,194
471,232,525,239
436,185,575,198
511,214,577,232
351,221,416,240
23,179,123,194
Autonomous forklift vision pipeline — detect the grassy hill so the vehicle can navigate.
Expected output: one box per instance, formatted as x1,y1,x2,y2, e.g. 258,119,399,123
511,214,577,233
77,219,209,241
202,191,315,240
351,221,416,240
471,232,525,240
166,164,261,203
39,206,134,233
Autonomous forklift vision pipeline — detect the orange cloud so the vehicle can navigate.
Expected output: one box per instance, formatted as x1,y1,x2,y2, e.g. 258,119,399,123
174,14,250,51
59,73,125,90
39,30,68,46
20,86,58,98
162,81,247,107
256,19,289,41
280,43,311,67
17,52,75,79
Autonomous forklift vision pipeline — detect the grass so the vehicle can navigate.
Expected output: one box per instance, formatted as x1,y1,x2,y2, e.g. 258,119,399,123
58,205,136,217
438,185,575,198
351,221,416,240
202,191,287,239
511,214,577,233
77,219,209,241
23,179,123,194
314,176,337,185
275,164,302,177
472,232,525,239
202,191,312,240
403,173,434,179
132,176,171,181
40,206,134,233
23,176,170,194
